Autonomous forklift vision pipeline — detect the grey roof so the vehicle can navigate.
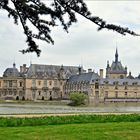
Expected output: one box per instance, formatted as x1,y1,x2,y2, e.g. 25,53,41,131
3,67,20,77
26,64,80,79
127,74,134,79
137,74,140,79
107,49,127,74
67,72,100,83
109,61,127,74
100,78,140,85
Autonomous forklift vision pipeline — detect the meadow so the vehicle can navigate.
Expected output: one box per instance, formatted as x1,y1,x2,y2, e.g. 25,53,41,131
0,114,140,140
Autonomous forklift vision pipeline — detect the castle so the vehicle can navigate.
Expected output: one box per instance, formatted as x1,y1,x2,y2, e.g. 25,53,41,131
0,49,140,102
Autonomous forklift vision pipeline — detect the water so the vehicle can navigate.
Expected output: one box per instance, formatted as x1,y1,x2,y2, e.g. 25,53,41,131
0,102,140,114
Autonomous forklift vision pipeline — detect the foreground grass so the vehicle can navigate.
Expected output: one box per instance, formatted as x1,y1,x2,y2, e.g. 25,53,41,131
0,114,140,127
0,122,140,140
0,114,140,140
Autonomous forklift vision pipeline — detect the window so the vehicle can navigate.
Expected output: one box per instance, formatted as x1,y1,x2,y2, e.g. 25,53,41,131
19,91,23,96
114,81,118,90
95,91,99,99
38,91,41,96
9,81,12,87
120,75,124,79
125,92,127,97
54,80,57,86
32,79,36,87
104,81,108,84
49,81,52,86
132,82,137,86
115,85,118,90
105,91,108,98
14,91,17,95
19,82,23,87
115,92,118,98
95,83,99,89
43,80,47,87
135,92,137,98
9,91,12,95
60,81,63,86
124,85,127,90
38,81,41,86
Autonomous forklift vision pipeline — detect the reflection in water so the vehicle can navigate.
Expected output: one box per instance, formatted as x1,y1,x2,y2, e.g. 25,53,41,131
0,102,140,114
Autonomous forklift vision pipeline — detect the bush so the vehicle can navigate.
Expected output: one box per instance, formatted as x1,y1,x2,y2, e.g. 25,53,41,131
0,114,140,127
69,92,87,106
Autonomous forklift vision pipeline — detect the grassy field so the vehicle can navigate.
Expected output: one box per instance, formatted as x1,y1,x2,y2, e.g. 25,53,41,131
0,122,140,140
0,114,140,140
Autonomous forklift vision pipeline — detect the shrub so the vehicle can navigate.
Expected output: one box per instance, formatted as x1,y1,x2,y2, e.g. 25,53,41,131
69,92,87,106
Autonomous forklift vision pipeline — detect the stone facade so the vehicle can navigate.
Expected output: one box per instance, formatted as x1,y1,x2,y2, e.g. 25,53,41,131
0,64,79,101
65,49,140,103
1,49,140,103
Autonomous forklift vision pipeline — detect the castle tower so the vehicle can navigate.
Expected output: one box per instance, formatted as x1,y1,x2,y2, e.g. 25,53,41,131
106,48,127,79
115,48,118,63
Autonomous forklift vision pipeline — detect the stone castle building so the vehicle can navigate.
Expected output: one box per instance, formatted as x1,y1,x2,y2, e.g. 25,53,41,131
0,64,79,100
0,49,140,102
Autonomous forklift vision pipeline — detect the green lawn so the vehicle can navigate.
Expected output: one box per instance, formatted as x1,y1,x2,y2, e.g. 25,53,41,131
0,122,140,140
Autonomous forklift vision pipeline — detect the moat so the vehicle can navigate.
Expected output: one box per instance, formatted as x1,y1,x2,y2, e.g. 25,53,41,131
0,102,140,114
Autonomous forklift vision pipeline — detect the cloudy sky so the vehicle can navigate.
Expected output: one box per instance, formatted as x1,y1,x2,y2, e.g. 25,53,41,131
0,1,140,77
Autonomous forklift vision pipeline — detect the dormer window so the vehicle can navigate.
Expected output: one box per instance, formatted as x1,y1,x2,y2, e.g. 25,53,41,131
95,83,99,89
104,81,108,84
132,82,137,86
113,81,118,85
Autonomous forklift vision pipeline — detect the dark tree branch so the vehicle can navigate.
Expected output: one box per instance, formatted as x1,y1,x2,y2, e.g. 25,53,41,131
0,0,139,56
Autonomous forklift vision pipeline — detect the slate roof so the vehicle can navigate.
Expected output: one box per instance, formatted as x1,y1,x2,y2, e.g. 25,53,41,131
100,78,140,85
26,64,80,79
3,63,20,77
109,61,127,74
107,48,127,74
67,72,100,83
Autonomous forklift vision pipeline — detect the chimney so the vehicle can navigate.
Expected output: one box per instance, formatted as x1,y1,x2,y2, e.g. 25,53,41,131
88,69,92,73
20,66,23,73
100,69,103,78
78,66,82,75
23,64,26,73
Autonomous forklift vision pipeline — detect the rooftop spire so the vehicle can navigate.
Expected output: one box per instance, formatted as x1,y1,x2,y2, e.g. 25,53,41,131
13,62,16,68
107,60,109,68
115,48,118,63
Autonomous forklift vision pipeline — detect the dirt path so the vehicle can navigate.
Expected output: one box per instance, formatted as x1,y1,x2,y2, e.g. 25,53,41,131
0,112,137,118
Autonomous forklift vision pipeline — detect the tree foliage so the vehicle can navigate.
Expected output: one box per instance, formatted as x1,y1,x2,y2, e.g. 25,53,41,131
0,0,139,56
69,92,87,106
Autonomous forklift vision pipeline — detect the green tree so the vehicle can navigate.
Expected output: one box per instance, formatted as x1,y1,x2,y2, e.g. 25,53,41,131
69,92,87,106
0,0,139,56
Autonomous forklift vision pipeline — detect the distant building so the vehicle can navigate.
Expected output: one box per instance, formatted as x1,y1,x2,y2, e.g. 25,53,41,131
0,64,80,100
106,48,127,79
1,49,140,102
65,49,140,102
